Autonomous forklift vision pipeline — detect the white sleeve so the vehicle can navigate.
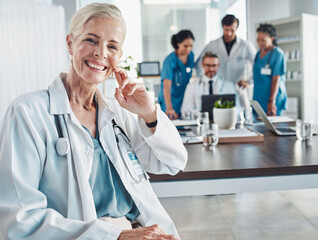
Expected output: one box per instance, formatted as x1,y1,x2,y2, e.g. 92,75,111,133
246,41,257,84
0,103,122,240
128,106,188,176
181,82,197,117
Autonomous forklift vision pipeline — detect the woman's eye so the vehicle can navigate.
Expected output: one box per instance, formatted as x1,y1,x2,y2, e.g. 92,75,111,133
108,45,118,51
85,38,97,44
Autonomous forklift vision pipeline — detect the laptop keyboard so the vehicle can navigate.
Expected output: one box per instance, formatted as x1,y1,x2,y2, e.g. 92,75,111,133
276,128,296,133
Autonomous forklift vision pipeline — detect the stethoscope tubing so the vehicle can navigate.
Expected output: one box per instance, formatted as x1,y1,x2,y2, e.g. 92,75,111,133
54,115,146,182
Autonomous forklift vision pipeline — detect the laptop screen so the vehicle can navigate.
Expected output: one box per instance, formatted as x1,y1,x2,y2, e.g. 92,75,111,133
201,94,236,121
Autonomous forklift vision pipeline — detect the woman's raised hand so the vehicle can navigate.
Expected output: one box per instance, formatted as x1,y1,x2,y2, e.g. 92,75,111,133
113,67,157,123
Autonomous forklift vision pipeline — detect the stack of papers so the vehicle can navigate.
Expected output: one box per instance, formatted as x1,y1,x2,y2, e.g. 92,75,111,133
219,128,258,138
218,128,264,143
171,119,198,127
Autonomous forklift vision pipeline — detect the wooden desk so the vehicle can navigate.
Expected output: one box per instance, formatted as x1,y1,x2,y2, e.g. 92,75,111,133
150,125,318,197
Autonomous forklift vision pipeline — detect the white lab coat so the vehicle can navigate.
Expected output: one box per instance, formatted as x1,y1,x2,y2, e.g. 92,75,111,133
181,75,236,116
0,73,187,240
195,37,256,84
195,37,256,108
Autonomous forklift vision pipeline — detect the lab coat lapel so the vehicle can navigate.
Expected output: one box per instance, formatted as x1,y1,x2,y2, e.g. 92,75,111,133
66,114,97,221
229,37,240,57
218,37,228,60
49,75,97,222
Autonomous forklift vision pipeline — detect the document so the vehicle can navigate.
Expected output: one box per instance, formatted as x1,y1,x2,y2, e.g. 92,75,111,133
172,119,199,127
179,131,203,144
218,128,264,143
219,128,258,138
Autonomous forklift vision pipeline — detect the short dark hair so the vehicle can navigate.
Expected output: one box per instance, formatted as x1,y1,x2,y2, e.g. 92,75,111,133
221,14,239,27
171,30,195,50
257,23,277,46
202,51,219,62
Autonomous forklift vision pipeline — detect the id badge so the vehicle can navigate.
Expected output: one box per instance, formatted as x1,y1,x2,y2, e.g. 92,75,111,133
261,67,272,75
127,151,147,182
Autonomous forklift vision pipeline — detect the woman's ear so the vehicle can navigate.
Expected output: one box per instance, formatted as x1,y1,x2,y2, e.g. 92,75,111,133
66,34,73,55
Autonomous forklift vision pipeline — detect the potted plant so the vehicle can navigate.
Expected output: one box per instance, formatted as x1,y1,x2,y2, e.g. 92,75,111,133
213,98,237,129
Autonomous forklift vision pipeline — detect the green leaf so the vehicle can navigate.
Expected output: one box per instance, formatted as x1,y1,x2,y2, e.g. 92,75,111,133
214,98,234,108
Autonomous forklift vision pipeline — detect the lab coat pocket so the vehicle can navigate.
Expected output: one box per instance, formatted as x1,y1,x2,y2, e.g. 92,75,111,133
236,56,243,62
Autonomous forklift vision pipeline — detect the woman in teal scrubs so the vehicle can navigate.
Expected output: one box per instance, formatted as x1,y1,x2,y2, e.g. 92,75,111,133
158,30,195,119
253,24,287,116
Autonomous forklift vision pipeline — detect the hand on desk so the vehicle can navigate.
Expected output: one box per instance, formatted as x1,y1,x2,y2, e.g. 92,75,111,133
118,224,180,240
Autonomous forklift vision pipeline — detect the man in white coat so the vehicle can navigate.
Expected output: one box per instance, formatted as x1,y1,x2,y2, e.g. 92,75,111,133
195,14,256,109
181,52,236,117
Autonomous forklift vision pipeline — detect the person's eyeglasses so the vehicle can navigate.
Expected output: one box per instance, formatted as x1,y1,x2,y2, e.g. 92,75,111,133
203,64,219,68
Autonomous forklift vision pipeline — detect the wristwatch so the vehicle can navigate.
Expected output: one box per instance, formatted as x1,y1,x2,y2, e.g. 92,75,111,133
145,119,157,128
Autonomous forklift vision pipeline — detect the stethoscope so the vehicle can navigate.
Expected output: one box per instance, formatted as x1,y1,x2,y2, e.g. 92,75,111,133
54,115,147,183
175,56,191,87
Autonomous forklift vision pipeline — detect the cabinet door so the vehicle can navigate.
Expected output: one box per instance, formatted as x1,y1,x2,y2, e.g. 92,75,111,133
301,14,318,122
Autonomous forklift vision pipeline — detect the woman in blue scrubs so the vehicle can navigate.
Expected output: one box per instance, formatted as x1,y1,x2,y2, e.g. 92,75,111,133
253,24,287,116
158,30,195,119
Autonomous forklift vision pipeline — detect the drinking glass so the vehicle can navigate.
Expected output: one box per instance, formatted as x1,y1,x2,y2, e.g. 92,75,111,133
244,106,253,126
296,119,313,141
182,110,193,120
193,111,209,126
202,123,219,148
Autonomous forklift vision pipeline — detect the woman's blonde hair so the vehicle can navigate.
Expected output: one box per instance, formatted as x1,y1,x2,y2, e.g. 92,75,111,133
69,3,126,38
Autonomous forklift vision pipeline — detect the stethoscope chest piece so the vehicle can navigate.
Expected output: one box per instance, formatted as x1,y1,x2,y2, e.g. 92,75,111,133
56,138,70,157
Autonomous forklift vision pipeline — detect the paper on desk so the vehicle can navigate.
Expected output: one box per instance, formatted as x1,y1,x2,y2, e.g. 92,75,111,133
179,131,202,143
219,128,258,138
172,119,199,127
181,136,203,144
267,116,296,123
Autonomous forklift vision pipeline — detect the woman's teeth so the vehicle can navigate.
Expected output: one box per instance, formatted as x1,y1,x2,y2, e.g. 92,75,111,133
87,61,106,71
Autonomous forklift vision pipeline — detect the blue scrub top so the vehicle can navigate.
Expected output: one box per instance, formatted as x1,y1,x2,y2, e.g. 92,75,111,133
84,102,140,221
253,47,287,116
158,51,194,115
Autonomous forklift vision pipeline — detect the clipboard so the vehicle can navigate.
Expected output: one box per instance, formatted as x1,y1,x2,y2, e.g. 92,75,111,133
218,128,264,143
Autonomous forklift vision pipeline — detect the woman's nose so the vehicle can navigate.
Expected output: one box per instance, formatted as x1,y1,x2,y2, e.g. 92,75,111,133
94,46,107,59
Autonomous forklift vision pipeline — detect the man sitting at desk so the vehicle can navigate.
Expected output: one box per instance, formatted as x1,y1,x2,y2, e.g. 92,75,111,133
181,51,236,117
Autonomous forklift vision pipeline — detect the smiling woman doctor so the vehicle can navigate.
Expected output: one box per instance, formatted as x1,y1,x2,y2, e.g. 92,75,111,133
158,30,195,119
0,3,186,240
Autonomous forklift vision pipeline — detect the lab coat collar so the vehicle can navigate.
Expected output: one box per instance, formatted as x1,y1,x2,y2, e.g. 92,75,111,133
48,73,116,124
48,73,72,115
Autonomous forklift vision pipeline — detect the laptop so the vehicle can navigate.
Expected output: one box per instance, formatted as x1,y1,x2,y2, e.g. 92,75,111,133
251,100,297,136
201,94,236,121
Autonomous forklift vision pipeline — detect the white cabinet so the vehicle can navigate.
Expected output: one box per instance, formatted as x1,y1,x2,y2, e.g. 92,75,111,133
256,14,318,121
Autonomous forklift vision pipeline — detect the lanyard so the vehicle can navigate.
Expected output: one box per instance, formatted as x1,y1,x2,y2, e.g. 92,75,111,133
112,119,147,182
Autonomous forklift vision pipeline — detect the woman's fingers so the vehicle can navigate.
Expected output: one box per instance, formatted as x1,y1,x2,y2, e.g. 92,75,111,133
118,224,180,240
113,67,129,88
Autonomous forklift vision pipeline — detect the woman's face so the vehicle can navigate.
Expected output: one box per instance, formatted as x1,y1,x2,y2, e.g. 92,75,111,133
176,38,193,57
257,31,274,51
67,17,125,85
